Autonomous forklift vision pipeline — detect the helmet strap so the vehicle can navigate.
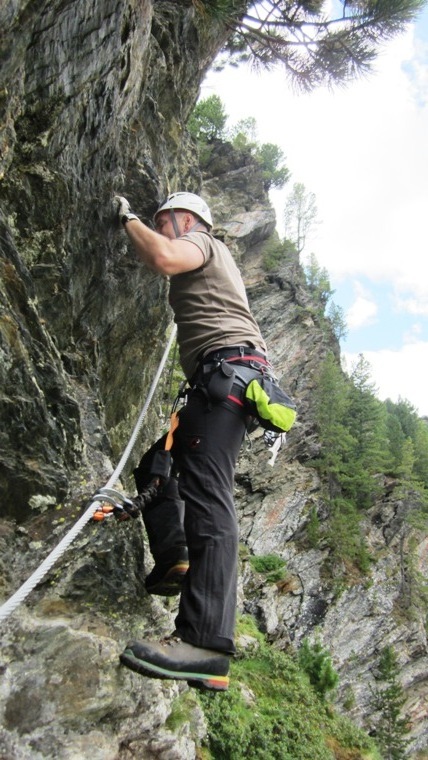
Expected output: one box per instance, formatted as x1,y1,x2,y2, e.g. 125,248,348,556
169,210,205,238
187,221,204,234
170,209,181,239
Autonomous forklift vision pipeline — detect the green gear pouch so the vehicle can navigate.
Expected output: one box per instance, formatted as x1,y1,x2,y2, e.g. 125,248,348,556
245,376,297,433
206,361,236,403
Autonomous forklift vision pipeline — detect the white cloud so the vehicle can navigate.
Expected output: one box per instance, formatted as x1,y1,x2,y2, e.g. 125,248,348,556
346,281,378,329
394,293,428,317
343,341,428,416
205,22,428,294
346,297,378,330
284,33,428,293
403,323,423,343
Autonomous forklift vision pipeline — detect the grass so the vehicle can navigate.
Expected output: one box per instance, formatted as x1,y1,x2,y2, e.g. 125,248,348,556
197,615,381,760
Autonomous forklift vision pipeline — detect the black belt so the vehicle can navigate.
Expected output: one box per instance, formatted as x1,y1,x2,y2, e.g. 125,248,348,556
202,346,268,364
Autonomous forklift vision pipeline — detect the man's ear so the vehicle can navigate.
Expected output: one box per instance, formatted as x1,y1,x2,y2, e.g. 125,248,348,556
183,213,194,232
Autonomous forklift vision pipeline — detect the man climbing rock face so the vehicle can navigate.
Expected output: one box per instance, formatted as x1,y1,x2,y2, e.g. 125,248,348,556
114,191,270,690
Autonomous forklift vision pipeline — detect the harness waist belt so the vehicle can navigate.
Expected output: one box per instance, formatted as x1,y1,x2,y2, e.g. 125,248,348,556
202,346,268,364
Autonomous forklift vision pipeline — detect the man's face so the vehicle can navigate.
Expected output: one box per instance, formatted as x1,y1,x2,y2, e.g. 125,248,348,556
154,211,186,239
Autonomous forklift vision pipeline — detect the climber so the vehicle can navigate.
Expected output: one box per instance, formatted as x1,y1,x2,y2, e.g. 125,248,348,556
113,191,272,691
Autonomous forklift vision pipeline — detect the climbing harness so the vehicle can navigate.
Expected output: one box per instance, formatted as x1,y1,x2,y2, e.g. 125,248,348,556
198,346,297,434
192,347,293,467
0,325,177,624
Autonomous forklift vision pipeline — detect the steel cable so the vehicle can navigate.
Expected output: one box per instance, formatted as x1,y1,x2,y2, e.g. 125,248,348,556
0,325,177,624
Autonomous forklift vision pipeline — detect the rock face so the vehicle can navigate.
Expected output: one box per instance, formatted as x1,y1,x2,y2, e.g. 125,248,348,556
0,2,427,758
0,0,222,519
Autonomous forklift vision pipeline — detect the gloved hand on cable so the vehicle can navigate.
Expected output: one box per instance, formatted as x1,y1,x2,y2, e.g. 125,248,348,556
112,195,139,226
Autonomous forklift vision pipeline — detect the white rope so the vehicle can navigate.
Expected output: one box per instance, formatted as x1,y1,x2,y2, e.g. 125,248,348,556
0,325,177,624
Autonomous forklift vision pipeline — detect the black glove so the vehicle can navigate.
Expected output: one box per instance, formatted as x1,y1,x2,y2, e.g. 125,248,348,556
112,195,139,225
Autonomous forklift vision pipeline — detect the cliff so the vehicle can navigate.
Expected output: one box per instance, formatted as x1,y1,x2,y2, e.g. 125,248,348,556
0,2,427,758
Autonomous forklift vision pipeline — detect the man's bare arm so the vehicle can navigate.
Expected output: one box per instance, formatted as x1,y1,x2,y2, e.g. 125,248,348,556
124,218,204,276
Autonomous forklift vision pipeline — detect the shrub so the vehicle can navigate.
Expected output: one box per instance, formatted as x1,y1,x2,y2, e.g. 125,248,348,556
249,553,287,583
298,638,339,700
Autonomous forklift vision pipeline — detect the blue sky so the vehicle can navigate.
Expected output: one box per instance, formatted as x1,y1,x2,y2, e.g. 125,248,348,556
335,277,426,352
204,3,428,416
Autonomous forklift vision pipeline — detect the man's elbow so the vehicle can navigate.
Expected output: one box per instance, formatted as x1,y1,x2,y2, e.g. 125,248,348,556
150,253,177,276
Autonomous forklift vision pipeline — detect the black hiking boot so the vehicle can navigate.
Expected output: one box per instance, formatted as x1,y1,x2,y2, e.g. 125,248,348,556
120,635,230,691
144,548,189,596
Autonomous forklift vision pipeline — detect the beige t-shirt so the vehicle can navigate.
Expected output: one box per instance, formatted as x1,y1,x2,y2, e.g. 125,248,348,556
169,231,266,379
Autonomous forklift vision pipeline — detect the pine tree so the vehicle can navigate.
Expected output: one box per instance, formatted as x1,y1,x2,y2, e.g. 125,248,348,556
327,497,371,574
385,398,428,489
326,301,348,342
387,398,419,441
203,0,426,90
413,419,428,489
385,409,407,474
314,351,354,502
396,438,417,483
304,252,332,307
314,353,371,574
188,94,228,141
298,638,339,700
345,355,389,508
370,646,409,759
256,142,290,190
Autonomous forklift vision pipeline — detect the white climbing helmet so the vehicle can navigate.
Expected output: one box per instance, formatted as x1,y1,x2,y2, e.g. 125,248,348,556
154,192,213,230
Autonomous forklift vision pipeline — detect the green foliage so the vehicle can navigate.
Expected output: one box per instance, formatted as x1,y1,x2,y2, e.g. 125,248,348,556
307,505,320,548
313,351,354,501
256,142,291,190
326,301,348,341
369,646,410,759
302,254,349,345
229,115,258,147
346,355,390,508
413,420,428,486
342,686,357,711
385,411,407,473
398,533,428,618
188,94,227,142
397,437,417,482
326,498,371,576
328,712,382,758
312,354,373,574
249,553,287,583
199,0,426,90
315,352,428,506
230,116,290,189
304,252,332,306
386,397,420,440
385,399,428,489
188,94,228,164
165,690,200,731
262,235,297,272
298,638,339,699
312,349,428,579
199,615,380,760
188,97,290,190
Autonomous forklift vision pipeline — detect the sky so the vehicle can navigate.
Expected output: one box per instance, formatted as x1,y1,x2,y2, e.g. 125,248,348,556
202,3,428,417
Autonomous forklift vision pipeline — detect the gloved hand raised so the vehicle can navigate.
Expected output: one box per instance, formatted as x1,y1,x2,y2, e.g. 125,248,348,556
112,195,139,225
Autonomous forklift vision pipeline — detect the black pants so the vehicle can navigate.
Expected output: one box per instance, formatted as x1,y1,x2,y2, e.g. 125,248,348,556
134,386,247,654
